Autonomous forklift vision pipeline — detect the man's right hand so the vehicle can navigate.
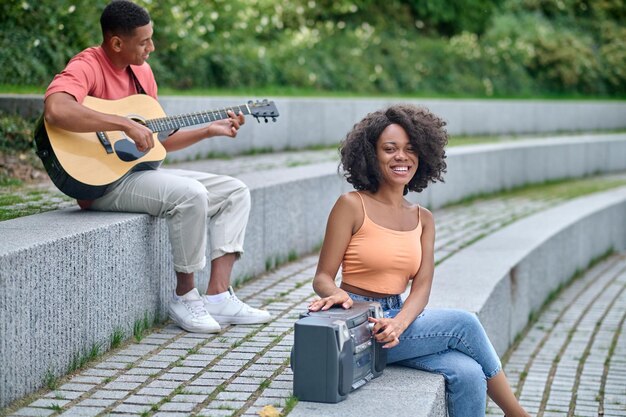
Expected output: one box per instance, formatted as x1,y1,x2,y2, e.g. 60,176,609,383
123,118,155,152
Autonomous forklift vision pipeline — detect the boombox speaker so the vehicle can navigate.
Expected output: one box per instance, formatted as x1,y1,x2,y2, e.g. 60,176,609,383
291,301,387,403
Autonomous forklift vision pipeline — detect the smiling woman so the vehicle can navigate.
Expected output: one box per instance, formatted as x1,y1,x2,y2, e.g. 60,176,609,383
309,104,532,417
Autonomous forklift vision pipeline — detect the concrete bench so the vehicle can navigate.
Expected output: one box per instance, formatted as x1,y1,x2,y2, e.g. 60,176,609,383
1,135,626,407
288,186,626,417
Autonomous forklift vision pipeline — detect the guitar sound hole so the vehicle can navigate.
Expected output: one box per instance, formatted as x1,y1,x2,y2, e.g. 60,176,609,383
114,139,146,162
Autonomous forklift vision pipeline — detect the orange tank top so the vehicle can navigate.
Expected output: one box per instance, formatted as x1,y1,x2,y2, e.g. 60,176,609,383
341,192,422,295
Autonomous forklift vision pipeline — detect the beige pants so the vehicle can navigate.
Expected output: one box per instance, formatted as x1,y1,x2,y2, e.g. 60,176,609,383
91,168,251,273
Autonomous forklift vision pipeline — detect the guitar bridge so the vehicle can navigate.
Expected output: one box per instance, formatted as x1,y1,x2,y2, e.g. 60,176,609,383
96,131,114,154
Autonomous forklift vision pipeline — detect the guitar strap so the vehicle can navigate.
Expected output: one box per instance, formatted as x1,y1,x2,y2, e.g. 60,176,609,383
127,66,146,95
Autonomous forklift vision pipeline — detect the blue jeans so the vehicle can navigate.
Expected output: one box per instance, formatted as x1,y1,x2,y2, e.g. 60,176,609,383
348,292,501,417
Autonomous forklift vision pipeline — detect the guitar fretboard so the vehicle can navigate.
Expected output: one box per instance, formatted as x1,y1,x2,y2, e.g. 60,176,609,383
145,105,251,133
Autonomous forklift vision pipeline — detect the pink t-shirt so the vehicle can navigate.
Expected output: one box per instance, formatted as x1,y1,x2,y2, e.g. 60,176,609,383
45,46,158,102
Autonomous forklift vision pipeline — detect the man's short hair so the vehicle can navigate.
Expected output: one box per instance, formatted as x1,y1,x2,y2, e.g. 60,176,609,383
100,0,151,38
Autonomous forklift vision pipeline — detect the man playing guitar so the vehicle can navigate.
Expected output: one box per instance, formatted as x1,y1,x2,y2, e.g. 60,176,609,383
44,0,271,332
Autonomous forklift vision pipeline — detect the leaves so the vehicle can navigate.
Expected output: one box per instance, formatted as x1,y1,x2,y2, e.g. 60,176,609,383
258,405,281,417
0,0,624,95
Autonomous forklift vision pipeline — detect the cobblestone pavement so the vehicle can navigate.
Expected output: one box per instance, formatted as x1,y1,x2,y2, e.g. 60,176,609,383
486,254,626,417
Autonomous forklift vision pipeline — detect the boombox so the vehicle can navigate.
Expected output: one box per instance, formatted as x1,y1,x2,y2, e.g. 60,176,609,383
291,301,387,403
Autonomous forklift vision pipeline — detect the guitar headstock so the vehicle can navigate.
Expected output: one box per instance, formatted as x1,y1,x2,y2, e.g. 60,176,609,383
248,100,279,123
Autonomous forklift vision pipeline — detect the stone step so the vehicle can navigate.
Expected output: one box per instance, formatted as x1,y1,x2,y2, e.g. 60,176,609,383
2,135,626,409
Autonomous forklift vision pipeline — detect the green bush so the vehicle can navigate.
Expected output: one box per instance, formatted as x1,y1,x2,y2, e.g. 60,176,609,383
0,113,35,153
0,0,624,97
598,22,626,94
0,0,105,85
503,0,626,94
406,0,505,35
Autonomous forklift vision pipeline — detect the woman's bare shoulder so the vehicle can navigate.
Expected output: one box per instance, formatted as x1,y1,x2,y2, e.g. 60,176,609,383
418,205,435,228
330,191,365,232
335,191,362,210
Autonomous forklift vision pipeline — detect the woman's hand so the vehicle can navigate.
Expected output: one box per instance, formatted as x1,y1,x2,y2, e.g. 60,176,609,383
368,317,406,349
308,291,353,311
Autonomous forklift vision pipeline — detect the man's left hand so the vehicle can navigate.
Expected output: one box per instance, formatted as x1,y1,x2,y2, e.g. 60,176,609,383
211,110,245,138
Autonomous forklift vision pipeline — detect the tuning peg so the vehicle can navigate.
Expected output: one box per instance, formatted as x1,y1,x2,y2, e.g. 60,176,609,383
272,117,277,122
264,118,268,123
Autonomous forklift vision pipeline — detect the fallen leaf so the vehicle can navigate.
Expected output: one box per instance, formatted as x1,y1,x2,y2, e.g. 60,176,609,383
258,404,281,417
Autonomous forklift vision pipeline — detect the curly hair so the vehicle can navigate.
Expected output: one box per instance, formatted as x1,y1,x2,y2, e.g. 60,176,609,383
101,0,151,38
340,104,448,195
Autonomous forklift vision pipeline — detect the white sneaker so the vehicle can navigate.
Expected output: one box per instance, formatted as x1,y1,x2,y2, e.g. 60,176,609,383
203,287,272,325
169,288,221,333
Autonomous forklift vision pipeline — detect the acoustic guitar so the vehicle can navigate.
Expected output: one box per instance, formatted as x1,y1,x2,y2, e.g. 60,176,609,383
34,94,279,200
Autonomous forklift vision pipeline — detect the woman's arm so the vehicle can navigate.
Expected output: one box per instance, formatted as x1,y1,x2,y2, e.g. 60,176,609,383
370,207,436,348
308,193,361,311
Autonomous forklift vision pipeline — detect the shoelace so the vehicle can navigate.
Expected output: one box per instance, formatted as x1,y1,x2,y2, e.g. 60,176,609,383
184,299,209,318
229,294,244,305
228,293,253,312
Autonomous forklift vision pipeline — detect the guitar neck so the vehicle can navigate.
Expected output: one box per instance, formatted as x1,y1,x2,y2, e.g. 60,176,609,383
145,104,251,133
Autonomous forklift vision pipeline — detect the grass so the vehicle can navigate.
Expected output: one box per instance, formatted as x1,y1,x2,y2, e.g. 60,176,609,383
0,85,46,94
187,344,201,355
0,194,26,205
446,175,626,209
43,369,58,390
67,342,101,374
0,176,22,187
447,128,626,148
133,312,152,342
66,341,102,374
213,382,226,394
64,85,626,100
282,395,299,415
259,378,271,390
233,273,254,290
110,327,125,349
87,343,101,361
0,185,73,221
264,250,300,273
44,403,63,412
5,83,626,100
